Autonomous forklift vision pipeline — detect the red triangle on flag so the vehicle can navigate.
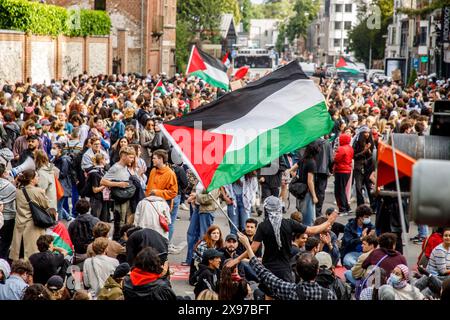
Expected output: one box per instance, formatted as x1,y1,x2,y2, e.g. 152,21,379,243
335,57,347,68
187,46,207,74
234,66,249,80
163,124,233,189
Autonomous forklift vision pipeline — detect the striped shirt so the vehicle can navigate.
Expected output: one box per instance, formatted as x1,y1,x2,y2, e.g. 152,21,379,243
427,244,450,276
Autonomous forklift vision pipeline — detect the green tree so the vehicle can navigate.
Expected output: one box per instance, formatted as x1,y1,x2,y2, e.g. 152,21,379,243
222,0,241,23
348,0,393,67
239,0,252,32
176,20,191,73
285,0,319,43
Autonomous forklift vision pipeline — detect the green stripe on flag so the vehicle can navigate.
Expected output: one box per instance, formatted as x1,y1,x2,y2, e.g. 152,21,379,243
337,67,359,74
191,70,229,90
206,101,333,191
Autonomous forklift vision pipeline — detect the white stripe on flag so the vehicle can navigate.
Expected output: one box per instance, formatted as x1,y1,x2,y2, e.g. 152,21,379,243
204,62,229,86
210,79,324,152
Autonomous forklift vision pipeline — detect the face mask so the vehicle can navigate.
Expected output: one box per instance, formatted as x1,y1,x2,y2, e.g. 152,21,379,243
50,149,58,156
388,274,401,287
363,218,371,225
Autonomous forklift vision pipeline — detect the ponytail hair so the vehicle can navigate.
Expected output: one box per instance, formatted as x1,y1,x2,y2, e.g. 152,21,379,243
17,169,36,187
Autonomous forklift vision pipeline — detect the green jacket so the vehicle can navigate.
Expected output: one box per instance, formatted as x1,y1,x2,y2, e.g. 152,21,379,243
196,189,220,213
97,276,124,300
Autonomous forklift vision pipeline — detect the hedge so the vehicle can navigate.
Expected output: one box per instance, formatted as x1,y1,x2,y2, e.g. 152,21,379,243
0,0,111,36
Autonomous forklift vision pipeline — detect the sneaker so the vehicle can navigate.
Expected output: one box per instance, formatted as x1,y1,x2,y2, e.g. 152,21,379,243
168,245,181,255
339,212,349,217
176,216,181,221
179,203,189,211
413,237,426,244
410,234,421,241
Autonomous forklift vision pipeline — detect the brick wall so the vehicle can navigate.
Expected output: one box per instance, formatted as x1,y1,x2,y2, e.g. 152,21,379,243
0,30,112,83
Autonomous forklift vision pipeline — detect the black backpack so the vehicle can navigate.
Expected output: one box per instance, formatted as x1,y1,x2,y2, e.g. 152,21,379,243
72,219,94,254
4,126,19,150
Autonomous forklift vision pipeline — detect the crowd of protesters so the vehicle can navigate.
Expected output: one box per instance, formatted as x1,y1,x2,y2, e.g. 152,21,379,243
0,67,449,301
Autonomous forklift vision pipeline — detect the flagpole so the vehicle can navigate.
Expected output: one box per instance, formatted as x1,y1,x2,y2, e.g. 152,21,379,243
185,45,195,76
208,192,240,233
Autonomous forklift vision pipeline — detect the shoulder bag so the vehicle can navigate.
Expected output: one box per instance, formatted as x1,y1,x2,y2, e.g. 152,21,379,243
145,198,169,232
22,187,55,229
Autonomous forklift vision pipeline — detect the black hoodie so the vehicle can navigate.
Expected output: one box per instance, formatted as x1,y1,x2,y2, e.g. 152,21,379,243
193,263,220,298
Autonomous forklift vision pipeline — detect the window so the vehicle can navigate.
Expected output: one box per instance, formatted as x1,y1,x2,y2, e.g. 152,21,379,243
390,26,397,45
345,4,352,12
334,21,342,30
335,4,342,12
265,30,268,36
344,21,352,30
94,0,106,10
419,26,427,45
343,38,349,46
334,38,341,47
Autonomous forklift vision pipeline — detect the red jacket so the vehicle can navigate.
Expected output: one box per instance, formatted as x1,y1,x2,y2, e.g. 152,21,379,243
423,232,443,258
333,134,354,173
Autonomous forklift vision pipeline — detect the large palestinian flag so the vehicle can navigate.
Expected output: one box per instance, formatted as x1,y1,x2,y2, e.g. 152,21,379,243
187,45,229,90
336,57,359,74
161,61,333,191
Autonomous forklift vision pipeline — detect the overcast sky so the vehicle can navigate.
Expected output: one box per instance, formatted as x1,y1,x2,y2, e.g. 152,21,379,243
251,0,264,3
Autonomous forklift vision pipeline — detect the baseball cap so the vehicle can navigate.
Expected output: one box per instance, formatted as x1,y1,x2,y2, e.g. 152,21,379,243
112,109,121,115
225,234,238,242
46,275,64,291
35,123,42,129
113,262,130,279
315,252,332,269
40,119,51,126
202,249,224,263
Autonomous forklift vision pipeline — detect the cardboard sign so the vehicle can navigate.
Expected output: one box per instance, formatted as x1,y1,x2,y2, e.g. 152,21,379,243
230,80,243,91
391,69,402,81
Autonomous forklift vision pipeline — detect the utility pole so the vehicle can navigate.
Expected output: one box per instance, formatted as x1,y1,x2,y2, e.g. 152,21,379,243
369,41,372,69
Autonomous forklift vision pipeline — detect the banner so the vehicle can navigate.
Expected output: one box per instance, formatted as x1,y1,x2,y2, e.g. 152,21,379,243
442,6,450,43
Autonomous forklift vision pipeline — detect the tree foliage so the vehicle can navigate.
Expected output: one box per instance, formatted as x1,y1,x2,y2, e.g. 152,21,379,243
348,0,393,68
284,0,319,43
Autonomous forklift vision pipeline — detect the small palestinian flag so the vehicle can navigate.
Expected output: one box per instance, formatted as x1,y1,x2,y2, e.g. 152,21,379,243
47,222,74,256
336,57,359,74
160,61,334,191
187,45,229,90
154,79,167,95
234,66,249,80
222,51,232,68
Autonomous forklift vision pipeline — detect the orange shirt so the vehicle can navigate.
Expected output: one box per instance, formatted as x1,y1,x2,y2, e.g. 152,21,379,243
145,165,178,200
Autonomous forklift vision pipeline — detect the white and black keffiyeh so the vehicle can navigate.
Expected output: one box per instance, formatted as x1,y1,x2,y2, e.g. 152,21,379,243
264,196,283,250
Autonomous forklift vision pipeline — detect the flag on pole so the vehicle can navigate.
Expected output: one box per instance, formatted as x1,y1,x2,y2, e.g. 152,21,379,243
336,57,359,74
154,79,167,95
234,66,250,80
186,45,229,90
222,51,232,68
160,61,334,191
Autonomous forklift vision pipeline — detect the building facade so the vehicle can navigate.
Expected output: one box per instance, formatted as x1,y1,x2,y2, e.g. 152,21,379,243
313,0,360,65
248,19,280,48
47,0,176,76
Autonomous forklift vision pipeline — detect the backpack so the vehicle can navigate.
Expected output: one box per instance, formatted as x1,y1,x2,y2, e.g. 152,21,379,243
72,219,95,254
4,125,19,150
332,277,352,300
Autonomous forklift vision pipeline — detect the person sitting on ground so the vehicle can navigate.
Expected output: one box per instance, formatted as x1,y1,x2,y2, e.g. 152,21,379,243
86,222,125,260
193,248,223,298
417,227,444,269
123,247,177,300
45,275,71,300
341,204,375,270
219,234,240,265
219,263,250,301
68,199,100,264
362,233,407,276
238,232,336,300
71,289,92,300
358,267,388,300
83,237,120,297
0,259,33,300
344,234,378,287
304,237,321,256
291,232,308,256
97,262,130,300
21,283,52,300
196,289,219,300
28,235,68,285
313,216,340,266
315,252,351,300
386,264,424,300
426,228,450,277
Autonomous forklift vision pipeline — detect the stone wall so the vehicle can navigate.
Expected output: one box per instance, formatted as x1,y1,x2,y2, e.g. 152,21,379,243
0,30,112,83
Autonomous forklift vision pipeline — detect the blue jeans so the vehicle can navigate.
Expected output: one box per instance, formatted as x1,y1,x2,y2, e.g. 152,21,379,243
344,270,357,287
343,251,362,270
57,196,70,221
418,224,428,238
297,192,316,226
169,195,181,241
185,206,214,264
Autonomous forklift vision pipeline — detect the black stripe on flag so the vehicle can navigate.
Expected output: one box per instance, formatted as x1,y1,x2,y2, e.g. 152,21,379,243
197,47,228,73
167,60,308,131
